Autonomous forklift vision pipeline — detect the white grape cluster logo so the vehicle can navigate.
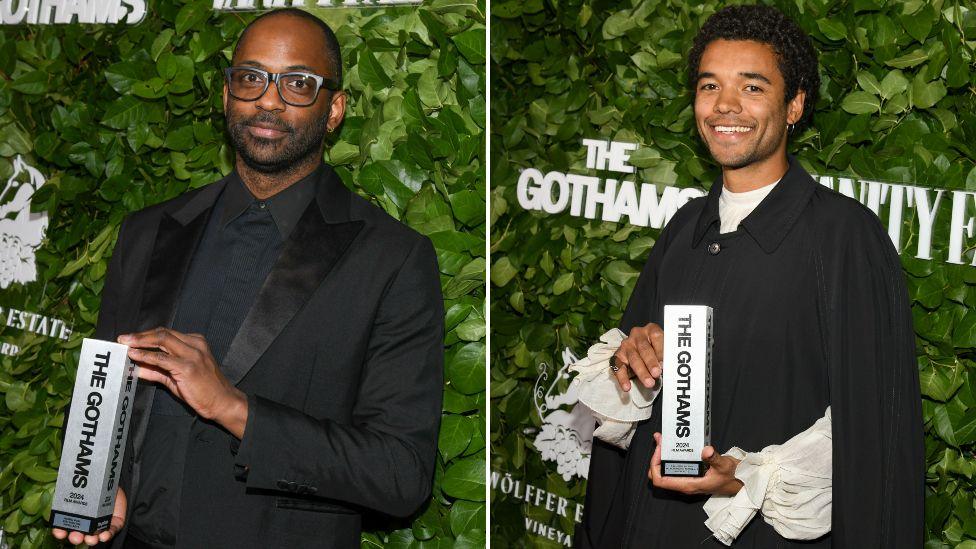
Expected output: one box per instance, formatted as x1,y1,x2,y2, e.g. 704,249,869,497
532,348,595,482
0,156,48,289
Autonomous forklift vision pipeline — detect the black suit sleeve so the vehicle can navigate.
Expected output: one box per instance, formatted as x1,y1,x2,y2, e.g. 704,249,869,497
233,236,445,517
819,207,923,547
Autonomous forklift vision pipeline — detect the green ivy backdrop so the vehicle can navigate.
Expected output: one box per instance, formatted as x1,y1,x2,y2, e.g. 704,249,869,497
491,0,976,546
0,1,486,547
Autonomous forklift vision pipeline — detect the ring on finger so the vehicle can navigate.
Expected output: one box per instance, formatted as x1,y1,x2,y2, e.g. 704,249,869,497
609,355,621,373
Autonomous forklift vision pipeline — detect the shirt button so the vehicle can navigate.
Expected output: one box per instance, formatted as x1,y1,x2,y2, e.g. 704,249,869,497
708,242,721,255
258,201,267,209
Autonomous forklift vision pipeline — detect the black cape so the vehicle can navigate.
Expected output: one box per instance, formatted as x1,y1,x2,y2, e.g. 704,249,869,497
577,158,923,548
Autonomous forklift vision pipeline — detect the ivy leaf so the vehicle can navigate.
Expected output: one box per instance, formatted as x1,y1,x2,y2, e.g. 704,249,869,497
491,257,517,287
879,70,909,99
953,310,976,348
357,49,392,90
150,29,175,61
11,71,48,95
919,357,965,402
603,260,639,286
448,190,484,227
447,342,485,395
900,3,937,43
841,91,881,114
453,528,487,548
602,10,636,38
438,414,475,461
856,71,883,96
885,48,929,68
441,457,486,501
101,95,149,130
552,272,574,295
451,28,486,65
449,500,486,537
911,76,947,109
22,466,56,483
104,61,147,94
5,382,34,412
816,18,847,41
174,0,211,36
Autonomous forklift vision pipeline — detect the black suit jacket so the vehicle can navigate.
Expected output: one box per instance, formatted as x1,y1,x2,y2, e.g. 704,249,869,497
97,165,444,548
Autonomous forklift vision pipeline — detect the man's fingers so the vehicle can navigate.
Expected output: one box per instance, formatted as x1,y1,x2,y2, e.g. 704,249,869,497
652,432,663,464
137,365,179,396
120,327,190,357
624,348,654,389
99,524,120,542
647,324,665,361
119,327,170,350
128,347,179,373
649,432,663,482
702,445,716,462
51,528,67,540
67,531,84,545
611,351,632,391
634,337,661,382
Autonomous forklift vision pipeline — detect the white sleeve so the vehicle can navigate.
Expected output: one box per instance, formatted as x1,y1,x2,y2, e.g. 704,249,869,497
568,329,660,449
703,408,832,545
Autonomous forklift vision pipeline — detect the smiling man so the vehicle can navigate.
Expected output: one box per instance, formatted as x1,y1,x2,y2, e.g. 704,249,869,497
52,8,443,549
577,5,922,548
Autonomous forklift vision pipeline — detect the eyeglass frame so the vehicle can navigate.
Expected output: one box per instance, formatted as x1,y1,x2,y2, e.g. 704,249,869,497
223,66,340,107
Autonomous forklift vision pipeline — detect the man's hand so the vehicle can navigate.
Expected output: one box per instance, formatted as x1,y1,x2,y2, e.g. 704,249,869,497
52,488,126,546
119,328,248,438
612,323,665,392
648,432,743,496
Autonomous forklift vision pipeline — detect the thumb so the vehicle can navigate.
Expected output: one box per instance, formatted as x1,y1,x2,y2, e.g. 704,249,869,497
701,445,717,463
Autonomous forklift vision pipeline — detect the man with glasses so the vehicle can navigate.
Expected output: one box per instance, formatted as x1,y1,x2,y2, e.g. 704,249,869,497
53,8,443,548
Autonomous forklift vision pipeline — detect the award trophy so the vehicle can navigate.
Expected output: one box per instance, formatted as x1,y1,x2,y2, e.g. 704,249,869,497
50,339,138,534
660,305,713,477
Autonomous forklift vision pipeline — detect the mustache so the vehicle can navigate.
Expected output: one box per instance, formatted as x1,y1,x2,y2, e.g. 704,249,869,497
705,117,754,127
237,112,294,133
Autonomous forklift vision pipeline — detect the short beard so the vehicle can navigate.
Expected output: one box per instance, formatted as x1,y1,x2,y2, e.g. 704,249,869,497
227,109,329,176
708,125,786,171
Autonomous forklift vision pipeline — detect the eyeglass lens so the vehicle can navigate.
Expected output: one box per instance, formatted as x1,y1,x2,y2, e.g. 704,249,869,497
228,68,319,105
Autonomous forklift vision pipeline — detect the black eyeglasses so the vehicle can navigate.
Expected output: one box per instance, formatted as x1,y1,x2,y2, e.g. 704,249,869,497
224,67,340,107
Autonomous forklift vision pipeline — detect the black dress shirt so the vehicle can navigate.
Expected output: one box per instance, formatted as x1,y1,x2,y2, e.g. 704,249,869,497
126,165,320,547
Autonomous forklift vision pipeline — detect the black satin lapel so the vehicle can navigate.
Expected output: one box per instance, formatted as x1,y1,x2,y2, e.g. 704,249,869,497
130,209,209,461
135,212,211,331
221,203,363,386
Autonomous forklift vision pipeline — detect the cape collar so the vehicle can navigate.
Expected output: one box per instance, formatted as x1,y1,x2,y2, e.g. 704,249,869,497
692,155,817,254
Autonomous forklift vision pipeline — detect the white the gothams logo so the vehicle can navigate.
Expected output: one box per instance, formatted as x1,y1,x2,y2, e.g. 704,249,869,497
0,156,48,289
532,347,595,482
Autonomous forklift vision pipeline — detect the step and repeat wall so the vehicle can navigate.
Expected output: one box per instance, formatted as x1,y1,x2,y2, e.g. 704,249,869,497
491,0,975,547
0,0,485,547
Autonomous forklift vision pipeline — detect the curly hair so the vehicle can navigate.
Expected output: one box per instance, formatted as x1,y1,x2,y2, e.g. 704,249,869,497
687,5,820,127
